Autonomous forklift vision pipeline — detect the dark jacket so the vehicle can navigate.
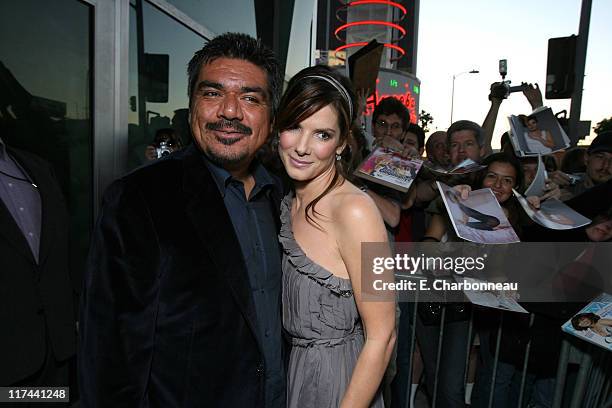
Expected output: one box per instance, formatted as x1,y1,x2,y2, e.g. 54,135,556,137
78,145,284,407
0,147,75,385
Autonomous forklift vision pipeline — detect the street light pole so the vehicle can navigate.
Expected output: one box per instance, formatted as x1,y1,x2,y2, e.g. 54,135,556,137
450,69,479,125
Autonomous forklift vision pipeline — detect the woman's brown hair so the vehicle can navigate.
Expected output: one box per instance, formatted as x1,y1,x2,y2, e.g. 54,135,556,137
275,65,357,227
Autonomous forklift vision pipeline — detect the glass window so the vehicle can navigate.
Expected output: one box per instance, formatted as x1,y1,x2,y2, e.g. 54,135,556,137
0,0,92,276
128,0,206,169
165,0,257,37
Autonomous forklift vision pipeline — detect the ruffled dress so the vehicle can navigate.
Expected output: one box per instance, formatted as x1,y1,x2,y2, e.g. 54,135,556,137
279,194,384,408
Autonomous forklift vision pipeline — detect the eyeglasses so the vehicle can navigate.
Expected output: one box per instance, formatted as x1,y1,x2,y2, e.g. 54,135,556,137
374,119,403,132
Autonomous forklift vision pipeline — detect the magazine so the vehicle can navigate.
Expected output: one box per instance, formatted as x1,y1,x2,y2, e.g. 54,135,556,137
524,154,547,197
438,182,520,244
561,293,612,351
507,106,570,157
354,147,423,192
458,277,528,313
513,190,591,230
424,158,485,176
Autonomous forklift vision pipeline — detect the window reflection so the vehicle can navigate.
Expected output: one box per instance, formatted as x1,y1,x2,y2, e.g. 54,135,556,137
0,0,92,276
128,0,205,169
165,0,257,37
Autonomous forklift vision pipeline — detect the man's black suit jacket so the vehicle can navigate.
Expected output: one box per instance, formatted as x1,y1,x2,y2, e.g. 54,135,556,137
0,148,75,385
79,145,284,407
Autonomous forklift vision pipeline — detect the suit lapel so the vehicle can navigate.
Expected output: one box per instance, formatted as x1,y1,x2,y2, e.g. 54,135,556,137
181,146,262,349
9,149,61,268
0,197,36,264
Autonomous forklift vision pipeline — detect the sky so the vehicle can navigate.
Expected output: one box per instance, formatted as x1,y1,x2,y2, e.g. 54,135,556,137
416,0,612,148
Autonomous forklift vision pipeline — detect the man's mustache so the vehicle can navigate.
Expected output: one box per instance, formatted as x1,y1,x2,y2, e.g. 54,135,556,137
206,119,252,135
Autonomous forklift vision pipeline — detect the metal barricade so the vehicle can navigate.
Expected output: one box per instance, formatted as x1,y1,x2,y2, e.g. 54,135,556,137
394,279,611,408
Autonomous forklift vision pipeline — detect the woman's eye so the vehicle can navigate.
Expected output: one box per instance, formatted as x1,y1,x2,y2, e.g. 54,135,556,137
314,132,331,140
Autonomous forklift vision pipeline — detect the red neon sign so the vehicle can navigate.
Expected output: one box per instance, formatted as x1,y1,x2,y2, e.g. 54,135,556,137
334,20,406,37
363,89,418,125
347,0,407,16
334,42,406,56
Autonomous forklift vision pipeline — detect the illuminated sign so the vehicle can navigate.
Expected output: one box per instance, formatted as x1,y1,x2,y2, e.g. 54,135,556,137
362,69,420,125
333,1,408,62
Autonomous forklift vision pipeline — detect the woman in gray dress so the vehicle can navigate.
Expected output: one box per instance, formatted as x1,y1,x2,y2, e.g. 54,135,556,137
275,65,396,407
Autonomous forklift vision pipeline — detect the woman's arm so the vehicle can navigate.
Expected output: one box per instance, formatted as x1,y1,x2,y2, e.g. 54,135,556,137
527,130,554,148
599,318,612,326
424,214,448,241
591,324,608,337
335,194,397,408
541,130,555,148
364,188,401,228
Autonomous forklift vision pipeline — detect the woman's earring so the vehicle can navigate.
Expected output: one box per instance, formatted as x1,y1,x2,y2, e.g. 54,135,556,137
336,153,341,161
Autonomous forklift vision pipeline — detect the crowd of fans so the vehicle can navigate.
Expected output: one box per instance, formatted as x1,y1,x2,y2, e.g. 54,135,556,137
343,83,611,408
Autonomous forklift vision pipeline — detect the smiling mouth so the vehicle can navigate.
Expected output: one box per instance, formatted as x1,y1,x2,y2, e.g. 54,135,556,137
213,128,248,136
289,156,313,167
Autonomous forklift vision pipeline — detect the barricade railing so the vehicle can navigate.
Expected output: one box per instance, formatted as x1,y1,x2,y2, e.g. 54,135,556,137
395,282,611,408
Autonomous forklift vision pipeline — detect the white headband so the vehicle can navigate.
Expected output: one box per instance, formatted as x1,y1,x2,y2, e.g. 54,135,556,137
303,75,353,119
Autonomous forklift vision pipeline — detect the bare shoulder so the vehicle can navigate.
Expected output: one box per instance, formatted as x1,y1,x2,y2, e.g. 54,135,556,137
330,184,383,228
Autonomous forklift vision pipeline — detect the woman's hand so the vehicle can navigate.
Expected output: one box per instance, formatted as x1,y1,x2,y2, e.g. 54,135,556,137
548,170,572,187
356,88,370,118
540,179,561,200
521,82,543,110
452,184,472,200
526,195,541,210
144,145,157,161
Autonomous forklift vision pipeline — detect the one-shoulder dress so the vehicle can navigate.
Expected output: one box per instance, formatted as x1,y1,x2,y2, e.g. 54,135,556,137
279,194,384,408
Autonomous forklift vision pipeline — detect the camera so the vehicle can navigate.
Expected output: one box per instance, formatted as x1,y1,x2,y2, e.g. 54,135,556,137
490,81,523,99
491,59,523,99
155,140,173,158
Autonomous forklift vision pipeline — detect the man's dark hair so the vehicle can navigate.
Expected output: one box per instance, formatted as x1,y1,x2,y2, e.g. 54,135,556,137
561,147,587,173
372,97,410,131
405,123,425,149
447,120,484,147
187,33,281,114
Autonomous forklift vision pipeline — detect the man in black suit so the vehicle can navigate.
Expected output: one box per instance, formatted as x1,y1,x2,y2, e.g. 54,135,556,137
79,33,285,407
0,136,75,390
